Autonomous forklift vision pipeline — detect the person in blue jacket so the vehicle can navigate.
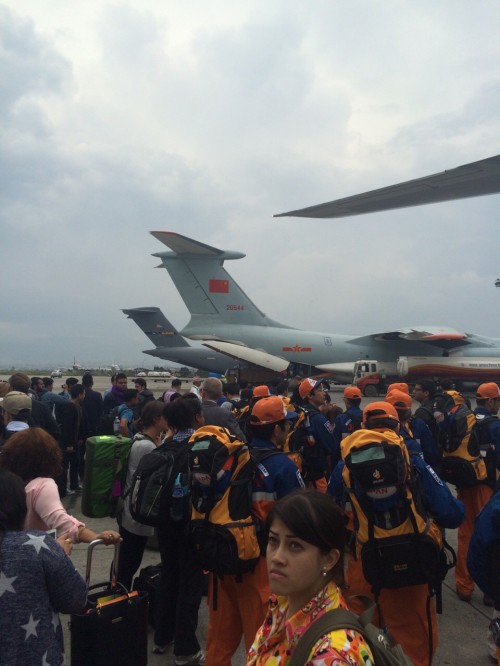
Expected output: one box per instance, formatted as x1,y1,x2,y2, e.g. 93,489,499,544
385,388,440,467
332,386,363,461
296,378,336,491
327,401,464,666
468,483,500,664
204,396,304,666
474,382,500,471
328,401,464,528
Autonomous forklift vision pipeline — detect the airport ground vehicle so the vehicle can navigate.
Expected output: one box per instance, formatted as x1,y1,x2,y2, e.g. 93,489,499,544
353,356,500,396
51,369,63,378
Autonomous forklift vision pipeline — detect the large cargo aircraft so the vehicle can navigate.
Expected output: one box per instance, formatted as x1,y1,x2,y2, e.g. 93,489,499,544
124,231,500,376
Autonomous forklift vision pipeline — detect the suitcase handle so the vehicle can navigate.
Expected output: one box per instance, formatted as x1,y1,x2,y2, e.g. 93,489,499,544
85,538,121,590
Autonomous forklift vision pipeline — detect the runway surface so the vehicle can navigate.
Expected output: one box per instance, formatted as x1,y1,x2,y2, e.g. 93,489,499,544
1,373,492,663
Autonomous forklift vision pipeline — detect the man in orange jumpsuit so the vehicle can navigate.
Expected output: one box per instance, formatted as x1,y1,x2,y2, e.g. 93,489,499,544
456,382,500,602
205,397,304,666
328,401,464,666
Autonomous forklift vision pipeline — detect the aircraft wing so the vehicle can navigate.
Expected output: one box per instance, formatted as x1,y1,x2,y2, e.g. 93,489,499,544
201,340,289,372
349,326,478,351
274,155,500,218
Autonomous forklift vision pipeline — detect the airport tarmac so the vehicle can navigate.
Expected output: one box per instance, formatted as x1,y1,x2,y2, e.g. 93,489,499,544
61,493,492,665
1,374,494,663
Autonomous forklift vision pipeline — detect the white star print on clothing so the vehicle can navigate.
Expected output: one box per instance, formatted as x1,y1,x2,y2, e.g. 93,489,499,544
0,571,17,596
21,613,40,639
22,533,51,555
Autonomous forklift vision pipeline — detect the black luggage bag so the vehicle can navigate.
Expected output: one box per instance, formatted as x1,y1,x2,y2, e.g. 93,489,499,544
133,563,162,628
70,539,149,666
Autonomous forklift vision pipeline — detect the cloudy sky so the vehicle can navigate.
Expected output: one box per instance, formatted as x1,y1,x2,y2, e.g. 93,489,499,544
1,1,499,370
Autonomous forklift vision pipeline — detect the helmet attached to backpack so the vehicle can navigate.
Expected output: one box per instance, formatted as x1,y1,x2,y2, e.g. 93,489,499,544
188,425,262,578
341,410,444,595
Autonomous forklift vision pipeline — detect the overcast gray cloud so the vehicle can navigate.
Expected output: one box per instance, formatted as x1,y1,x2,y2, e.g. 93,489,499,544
1,1,499,369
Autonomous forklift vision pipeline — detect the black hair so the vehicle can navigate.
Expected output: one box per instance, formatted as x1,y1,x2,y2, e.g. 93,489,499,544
116,372,127,381
266,490,346,586
123,389,138,403
291,384,304,407
82,373,94,388
70,384,85,399
163,398,201,431
240,388,253,401
275,380,289,395
414,379,437,398
439,379,456,391
345,398,361,407
31,376,42,388
364,416,399,432
42,377,53,388
0,468,27,532
248,420,288,441
224,383,239,396
66,377,79,388
171,378,182,387
134,377,146,387
136,401,166,431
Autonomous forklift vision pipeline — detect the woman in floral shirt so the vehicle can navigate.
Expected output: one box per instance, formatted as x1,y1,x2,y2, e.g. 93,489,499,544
247,490,374,666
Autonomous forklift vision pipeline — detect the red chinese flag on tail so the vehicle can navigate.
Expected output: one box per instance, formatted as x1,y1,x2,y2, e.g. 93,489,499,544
209,279,229,293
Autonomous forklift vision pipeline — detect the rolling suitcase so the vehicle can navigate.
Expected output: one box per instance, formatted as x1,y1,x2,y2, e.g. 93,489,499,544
81,435,132,518
70,539,149,666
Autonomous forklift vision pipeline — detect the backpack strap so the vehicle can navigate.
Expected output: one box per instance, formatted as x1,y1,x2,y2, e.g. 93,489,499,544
288,602,375,666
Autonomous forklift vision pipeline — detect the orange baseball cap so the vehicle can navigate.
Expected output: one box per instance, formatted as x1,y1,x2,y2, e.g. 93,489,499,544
363,401,399,423
344,386,362,400
385,390,412,410
253,385,270,398
476,383,500,399
250,396,297,425
299,378,324,399
387,382,409,394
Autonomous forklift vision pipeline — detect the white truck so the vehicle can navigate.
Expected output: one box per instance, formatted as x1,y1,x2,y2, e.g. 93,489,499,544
353,356,500,396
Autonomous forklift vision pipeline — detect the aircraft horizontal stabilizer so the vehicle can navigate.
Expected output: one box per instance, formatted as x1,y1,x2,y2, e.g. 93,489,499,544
274,155,500,218
202,341,289,372
150,231,245,260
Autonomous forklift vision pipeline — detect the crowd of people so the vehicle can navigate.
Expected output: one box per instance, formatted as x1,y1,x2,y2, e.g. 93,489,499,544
1,370,500,665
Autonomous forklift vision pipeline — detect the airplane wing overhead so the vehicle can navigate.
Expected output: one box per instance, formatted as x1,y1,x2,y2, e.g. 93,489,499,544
201,340,289,372
350,326,475,351
274,155,500,218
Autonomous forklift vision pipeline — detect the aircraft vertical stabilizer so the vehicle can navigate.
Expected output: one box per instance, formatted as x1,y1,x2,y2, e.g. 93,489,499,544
151,231,290,333
122,307,190,348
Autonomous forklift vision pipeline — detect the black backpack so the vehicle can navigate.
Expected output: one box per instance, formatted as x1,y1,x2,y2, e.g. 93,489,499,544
96,405,120,436
286,407,324,483
128,436,190,526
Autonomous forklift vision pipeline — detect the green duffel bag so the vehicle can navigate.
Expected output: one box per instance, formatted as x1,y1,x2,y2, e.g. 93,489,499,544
82,435,132,518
